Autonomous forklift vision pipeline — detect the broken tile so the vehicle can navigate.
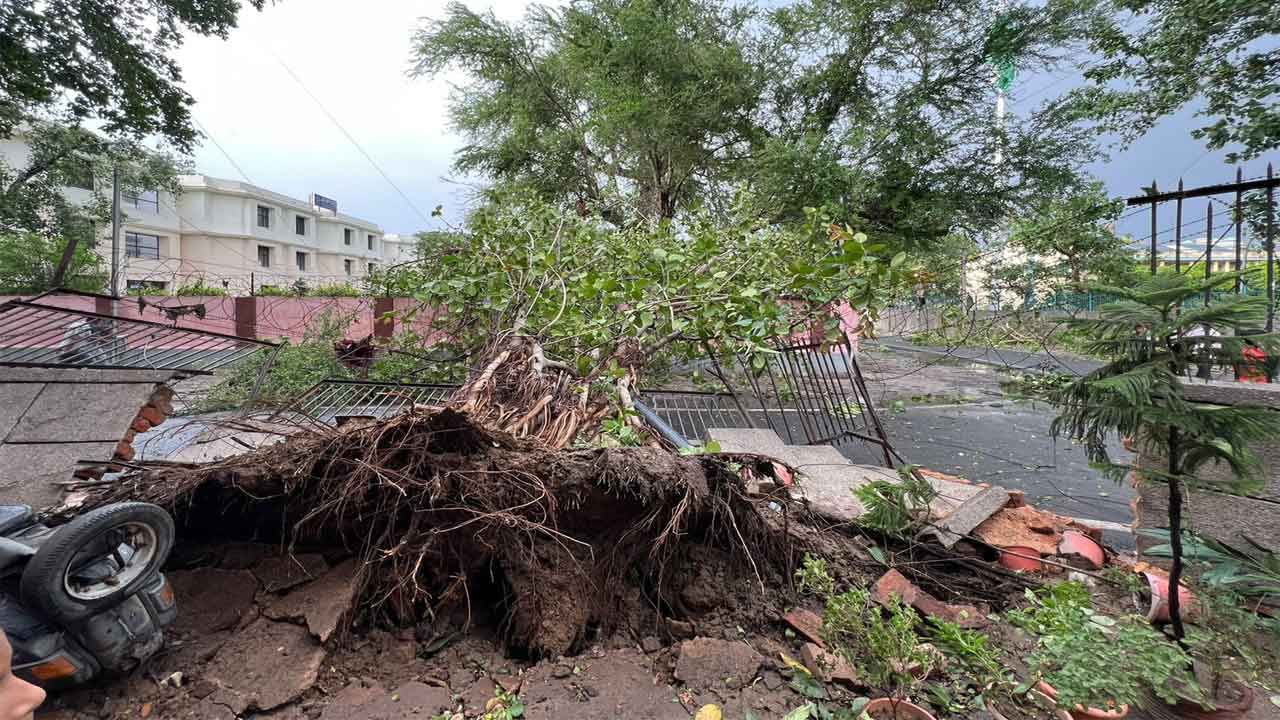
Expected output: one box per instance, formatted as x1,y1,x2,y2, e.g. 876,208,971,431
799,642,862,688
872,569,986,629
782,608,825,647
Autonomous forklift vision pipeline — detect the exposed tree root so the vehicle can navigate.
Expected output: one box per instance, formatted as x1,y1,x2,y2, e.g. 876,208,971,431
87,408,800,657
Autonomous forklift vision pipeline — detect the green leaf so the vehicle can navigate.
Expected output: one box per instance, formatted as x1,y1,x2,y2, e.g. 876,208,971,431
783,704,815,720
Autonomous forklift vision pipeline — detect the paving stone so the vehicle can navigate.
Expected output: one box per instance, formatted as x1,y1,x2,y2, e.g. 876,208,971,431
675,637,762,690
253,553,329,593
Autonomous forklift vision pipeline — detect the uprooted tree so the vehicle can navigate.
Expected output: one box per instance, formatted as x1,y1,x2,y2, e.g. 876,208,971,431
393,196,908,447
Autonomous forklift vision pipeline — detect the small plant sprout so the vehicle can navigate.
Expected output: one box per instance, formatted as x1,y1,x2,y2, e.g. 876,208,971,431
795,553,836,598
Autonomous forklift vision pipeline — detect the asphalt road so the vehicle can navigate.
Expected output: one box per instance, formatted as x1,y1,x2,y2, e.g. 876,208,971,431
859,345,1137,548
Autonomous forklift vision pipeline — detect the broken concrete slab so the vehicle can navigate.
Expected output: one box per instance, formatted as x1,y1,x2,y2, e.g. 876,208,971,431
872,569,987,629
0,441,119,510
708,428,789,453
319,679,453,720
675,637,762,690
168,568,259,634
253,553,330,593
263,559,360,642
201,618,326,714
921,485,1011,549
7,381,160,442
782,608,825,648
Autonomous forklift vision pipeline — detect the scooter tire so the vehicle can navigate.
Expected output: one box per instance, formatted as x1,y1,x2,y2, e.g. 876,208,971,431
19,502,175,622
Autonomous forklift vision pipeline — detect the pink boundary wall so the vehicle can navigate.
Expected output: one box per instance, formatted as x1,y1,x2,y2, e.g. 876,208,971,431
0,295,443,344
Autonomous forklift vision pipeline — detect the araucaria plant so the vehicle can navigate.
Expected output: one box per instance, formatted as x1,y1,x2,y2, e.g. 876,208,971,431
1050,272,1280,638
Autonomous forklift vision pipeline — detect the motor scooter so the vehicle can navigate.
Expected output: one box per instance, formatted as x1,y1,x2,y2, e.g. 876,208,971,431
0,502,176,688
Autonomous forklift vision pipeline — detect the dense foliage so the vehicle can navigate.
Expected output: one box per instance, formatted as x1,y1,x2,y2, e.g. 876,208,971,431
413,0,1099,243
0,230,106,294
396,196,907,387
1,0,266,152
1069,0,1280,160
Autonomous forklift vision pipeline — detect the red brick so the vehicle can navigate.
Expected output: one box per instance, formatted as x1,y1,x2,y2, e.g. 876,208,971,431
131,416,151,433
115,441,135,461
783,608,826,648
873,569,987,629
139,404,165,426
871,569,921,607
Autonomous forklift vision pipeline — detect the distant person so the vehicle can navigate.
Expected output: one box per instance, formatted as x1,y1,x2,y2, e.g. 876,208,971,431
0,629,45,720
1239,338,1268,383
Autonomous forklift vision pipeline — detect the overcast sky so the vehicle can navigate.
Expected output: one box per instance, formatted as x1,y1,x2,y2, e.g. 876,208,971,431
176,0,1273,239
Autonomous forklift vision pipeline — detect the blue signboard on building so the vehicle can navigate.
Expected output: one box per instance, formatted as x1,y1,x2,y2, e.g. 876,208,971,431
311,193,338,214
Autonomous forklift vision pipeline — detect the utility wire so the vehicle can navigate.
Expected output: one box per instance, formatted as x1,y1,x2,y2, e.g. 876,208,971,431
265,48,434,228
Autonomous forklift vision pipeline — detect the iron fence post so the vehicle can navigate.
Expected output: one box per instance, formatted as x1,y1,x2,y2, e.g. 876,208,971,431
1268,163,1275,332
1235,167,1244,294
1150,180,1159,275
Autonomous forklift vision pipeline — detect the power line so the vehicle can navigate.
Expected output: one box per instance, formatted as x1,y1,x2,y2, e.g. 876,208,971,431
265,48,434,228
193,117,255,186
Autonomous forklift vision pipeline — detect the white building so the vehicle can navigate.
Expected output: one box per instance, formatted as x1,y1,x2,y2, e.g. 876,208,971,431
1,133,397,295
380,233,420,265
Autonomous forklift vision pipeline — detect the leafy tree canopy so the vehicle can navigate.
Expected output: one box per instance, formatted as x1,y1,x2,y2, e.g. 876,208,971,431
397,194,907,388
1008,180,1134,286
412,0,1100,244
0,230,106,294
412,0,764,224
1,0,265,152
0,121,189,260
1067,0,1280,161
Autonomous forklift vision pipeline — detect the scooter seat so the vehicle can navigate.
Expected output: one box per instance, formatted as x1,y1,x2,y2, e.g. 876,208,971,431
0,504,34,534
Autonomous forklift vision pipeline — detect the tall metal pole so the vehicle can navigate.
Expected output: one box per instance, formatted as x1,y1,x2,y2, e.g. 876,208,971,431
1234,167,1244,294
1174,178,1184,273
1268,163,1276,332
110,164,121,300
1205,203,1213,308
1150,180,1158,275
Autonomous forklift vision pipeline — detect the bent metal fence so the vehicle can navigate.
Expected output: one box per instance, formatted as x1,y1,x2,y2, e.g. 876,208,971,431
283,337,899,467
0,297,275,374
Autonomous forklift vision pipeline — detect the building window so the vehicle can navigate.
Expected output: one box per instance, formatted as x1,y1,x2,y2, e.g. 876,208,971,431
367,262,376,275
344,228,353,245
258,245,271,268
122,189,159,212
257,205,272,228
367,234,374,250
295,215,307,236
125,232,161,259
296,252,307,271
344,259,353,275
126,280,167,292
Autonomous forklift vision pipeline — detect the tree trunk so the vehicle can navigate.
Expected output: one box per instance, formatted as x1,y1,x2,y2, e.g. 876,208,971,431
50,235,82,289
1166,427,1187,642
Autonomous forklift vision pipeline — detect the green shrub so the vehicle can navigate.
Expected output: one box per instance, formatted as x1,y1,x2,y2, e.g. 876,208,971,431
173,279,228,296
308,283,362,297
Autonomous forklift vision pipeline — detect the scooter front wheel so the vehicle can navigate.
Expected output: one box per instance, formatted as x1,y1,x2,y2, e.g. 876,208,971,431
19,503,175,622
